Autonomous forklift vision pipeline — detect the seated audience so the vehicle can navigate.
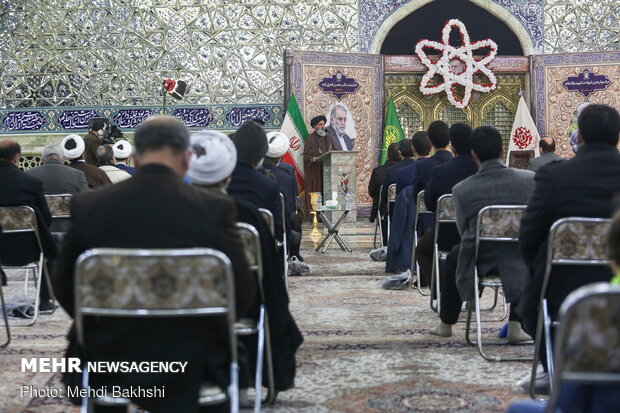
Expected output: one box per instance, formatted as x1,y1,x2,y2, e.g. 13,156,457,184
0,139,58,312
395,131,431,194
96,144,131,184
26,144,88,194
517,104,620,388
188,130,303,396
228,121,283,241
430,126,534,342
414,123,478,287
61,134,112,189
368,141,401,228
411,120,453,200
112,139,135,175
506,208,620,413
527,137,561,172
55,116,256,413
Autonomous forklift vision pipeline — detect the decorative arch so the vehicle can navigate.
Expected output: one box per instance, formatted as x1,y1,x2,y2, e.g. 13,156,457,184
368,0,535,56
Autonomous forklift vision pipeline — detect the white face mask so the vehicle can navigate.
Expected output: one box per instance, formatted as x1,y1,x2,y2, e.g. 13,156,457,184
255,158,264,169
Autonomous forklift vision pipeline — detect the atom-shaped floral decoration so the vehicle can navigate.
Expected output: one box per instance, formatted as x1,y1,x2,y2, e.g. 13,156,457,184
415,19,498,109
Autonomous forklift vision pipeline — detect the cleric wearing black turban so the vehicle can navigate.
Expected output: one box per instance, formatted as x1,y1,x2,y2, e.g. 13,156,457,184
302,115,334,220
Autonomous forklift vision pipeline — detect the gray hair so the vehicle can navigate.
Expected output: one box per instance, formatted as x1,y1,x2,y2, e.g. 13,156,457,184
96,144,114,165
42,144,64,161
329,104,348,119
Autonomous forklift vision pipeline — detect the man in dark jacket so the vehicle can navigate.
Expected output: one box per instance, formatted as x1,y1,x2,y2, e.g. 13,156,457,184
55,116,256,413
26,144,89,194
415,123,478,286
228,121,283,241
518,104,620,366
368,142,401,225
411,120,454,198
0,139,58,311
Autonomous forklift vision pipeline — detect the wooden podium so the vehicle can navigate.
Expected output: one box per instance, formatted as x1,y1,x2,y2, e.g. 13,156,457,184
317,150,359,223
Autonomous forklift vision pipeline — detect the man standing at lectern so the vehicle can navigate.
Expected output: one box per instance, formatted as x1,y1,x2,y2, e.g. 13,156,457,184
303,115,333,219
326,104,354,150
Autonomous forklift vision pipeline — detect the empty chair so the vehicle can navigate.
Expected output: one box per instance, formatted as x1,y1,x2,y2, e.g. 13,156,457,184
45,193,72,235
74,247,240,412
546,282,620,411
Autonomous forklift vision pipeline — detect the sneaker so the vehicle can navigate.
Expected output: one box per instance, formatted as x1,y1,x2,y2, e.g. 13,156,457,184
517,365,549,395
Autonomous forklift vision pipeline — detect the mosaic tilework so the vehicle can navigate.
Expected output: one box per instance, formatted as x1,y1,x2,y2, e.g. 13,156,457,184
544,1,620,53
0,104,283,133
0,0,359,109
358,0,544,53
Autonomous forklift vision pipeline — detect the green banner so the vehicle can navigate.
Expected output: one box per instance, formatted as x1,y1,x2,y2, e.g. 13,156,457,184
380,96,405,165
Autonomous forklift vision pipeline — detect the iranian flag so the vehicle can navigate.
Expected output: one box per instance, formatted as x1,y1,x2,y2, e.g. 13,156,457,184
506,94,540,164
280,93,309,192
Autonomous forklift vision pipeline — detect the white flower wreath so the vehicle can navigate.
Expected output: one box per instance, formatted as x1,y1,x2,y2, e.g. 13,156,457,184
415,19,498,109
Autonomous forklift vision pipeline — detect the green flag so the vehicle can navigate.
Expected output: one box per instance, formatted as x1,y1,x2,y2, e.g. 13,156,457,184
380,97,405,165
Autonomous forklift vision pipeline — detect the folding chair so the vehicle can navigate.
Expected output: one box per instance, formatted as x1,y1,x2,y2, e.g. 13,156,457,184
546,282,620,411
0,255,9,347
236,223,276,410
45,193,72,238
258,209,275,240
465,205,527,362
429,194,457,312
412,190,433,296
386,183,397,242
0,206,54,326
74,248,240,413
278,193,289,291
373,184,384,248
529,217,612,398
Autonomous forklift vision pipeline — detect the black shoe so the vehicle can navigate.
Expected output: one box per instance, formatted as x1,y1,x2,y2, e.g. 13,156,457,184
295,254,304,262
39,300,58,314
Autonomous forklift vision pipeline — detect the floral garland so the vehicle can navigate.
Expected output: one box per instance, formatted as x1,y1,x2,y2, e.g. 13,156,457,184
414,19,498,109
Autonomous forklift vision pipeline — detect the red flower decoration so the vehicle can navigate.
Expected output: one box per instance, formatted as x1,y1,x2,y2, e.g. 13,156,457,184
513,127,533,149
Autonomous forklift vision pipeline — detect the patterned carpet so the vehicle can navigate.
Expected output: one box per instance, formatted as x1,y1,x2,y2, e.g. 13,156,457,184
0,223,534,412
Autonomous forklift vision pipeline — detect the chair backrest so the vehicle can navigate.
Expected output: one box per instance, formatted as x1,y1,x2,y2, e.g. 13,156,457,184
236,223,264,299
552,283,620,385
387,184,397,203
546,217,612,266
416,190,431,214
476,205,526,242
45,194,72,218
258,208,275,237
74,247,237,346
0,205,38,234
436,194,456,223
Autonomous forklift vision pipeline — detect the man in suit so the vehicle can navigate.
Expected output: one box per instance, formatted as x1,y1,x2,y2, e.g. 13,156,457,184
0,139,58,311
518,104,620,373
26,144,89,194
411,120,454,198
527,137,562,172
414,123,478,287
61,134,112,189
395,131,432,193
368,142,401,226
325,104,354,150
228,121,283,240
430,126,534,342
187,130,303,396
55,116,256,413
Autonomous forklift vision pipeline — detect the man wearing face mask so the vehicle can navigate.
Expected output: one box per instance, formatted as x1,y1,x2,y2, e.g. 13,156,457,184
83,119,107,166
228,120,284,241
303,115,333,220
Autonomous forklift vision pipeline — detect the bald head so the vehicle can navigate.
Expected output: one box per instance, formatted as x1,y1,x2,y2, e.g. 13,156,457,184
539,137,555,154
0,139,21,164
